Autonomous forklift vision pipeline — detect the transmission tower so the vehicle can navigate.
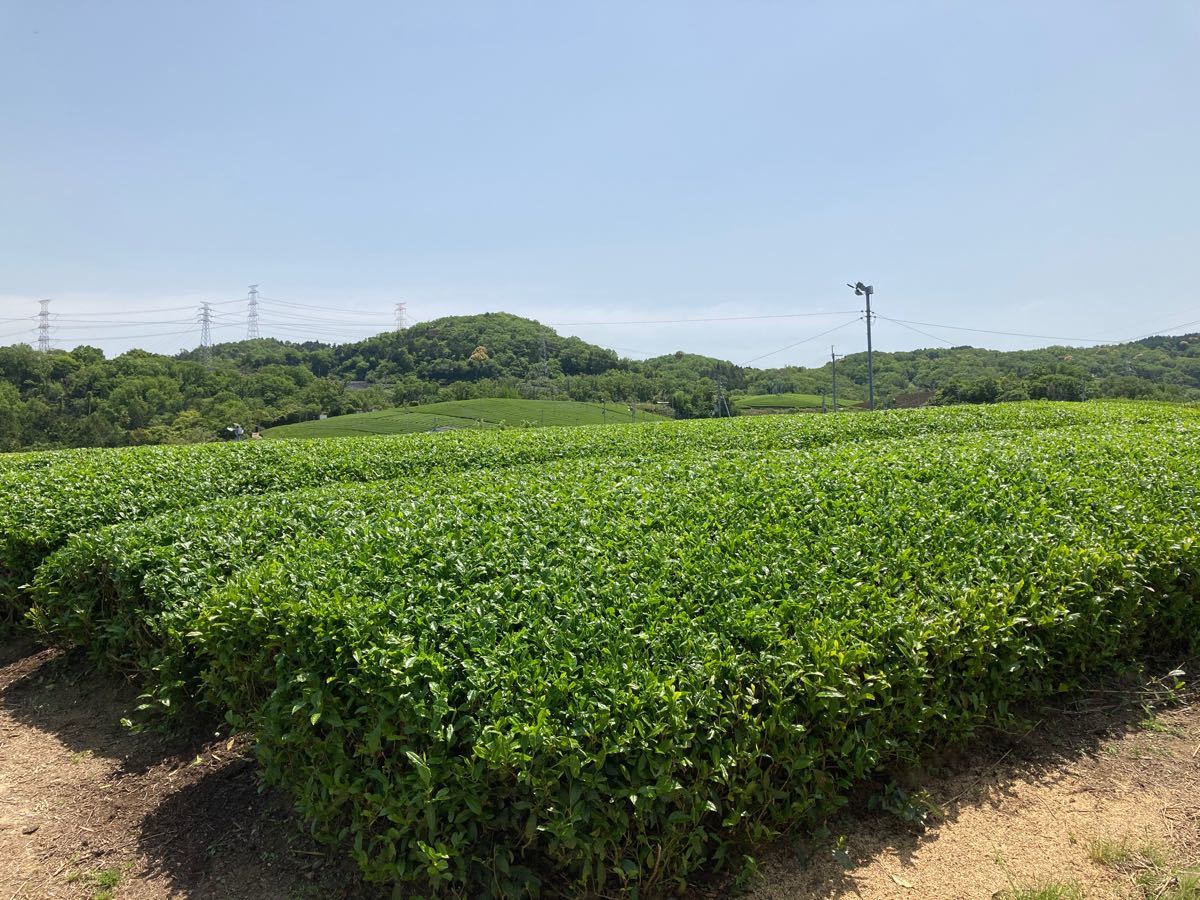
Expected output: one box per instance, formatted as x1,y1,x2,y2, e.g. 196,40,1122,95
198,302,213,363
247,284,260,339
394,302,408,331
712,378,731,417
37,299,51,352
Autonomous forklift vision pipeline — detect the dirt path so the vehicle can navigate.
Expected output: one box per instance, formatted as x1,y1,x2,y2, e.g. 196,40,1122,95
0,639,371,900
749,698,1200,899
1,638,1197,899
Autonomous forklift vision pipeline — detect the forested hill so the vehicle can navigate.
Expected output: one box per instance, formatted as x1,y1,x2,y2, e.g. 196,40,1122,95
0,310,1197,450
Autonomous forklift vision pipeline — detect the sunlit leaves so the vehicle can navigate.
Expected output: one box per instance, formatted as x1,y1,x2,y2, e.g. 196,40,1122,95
10,400,1200,894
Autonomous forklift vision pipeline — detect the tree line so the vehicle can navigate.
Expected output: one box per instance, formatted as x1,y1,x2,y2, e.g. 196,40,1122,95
0,311,1196,450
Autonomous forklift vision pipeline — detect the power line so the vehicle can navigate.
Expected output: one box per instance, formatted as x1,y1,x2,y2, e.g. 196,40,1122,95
255,324,357,342
48,317,197,326
548,310,861,327
49,327,202,341
255,302,394,326
876,315,957,347
1127,316,1200,343
257,322,395,338
883,316,1110,345
51,299,246,316
258,295,395,317
742,316,863,366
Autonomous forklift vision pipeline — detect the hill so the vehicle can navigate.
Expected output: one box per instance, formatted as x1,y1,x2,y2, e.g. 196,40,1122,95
0,310,1198,450
263,398,661,439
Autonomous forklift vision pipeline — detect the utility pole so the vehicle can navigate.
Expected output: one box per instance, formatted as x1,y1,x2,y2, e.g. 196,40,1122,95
247,284,260,339
394,302,408,331
37,299,51,352
199,302,213,365
847,282,876,410
830,345,844,412
536,335,552,399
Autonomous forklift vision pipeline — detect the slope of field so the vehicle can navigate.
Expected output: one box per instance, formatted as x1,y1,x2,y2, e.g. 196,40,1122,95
5,402,1200,896
734,391,828,411
263,398,656,438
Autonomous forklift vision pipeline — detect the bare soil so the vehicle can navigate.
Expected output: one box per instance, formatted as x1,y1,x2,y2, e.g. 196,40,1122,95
1,637,1197,899
0,639,374,900
744,670,1200,900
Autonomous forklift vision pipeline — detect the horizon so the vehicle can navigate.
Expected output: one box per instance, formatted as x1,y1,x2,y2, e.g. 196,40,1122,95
5,307,1196,375
2,2,1198,365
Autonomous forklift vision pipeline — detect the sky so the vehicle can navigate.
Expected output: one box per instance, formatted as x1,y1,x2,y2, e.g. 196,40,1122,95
1,1,1198,366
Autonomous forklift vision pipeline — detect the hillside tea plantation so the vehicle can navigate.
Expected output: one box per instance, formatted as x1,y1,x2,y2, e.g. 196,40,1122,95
5,401,1200,895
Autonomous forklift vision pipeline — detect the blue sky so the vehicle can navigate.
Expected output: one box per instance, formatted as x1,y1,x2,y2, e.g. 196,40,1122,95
1,1,1197,365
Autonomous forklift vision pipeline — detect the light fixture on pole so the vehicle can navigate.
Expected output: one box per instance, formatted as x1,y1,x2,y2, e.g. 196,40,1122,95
846,282,875,410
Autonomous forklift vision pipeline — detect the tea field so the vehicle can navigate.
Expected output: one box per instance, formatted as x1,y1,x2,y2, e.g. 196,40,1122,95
732,391,829,411
262,397,662,439
3,401,1199,896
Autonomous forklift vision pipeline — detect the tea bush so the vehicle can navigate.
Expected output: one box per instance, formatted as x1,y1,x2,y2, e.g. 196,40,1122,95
13,402,1200,894
15,401,1186,630
157,428,1200,891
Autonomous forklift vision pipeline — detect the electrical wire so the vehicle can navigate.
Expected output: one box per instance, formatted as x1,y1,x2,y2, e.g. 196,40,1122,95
258,315,396,329
8,288,1199,363
258,295,396,317
49,328,201,341
547,310,861,327
261,297,863,328
257,296,376,310
256,323,356,340
50,317,198,326
742,316,863,366
875,315,958,347
1127,317,1200,343
49,322,242,342
53,299,246,316
260,324,396,338
255,304,395,327
882,317,1110,345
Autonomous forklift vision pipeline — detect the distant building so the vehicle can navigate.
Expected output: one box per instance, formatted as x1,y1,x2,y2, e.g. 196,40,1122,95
893,391,934,408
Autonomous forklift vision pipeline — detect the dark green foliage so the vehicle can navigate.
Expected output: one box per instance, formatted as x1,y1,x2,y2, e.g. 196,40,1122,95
3,312,1199,450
